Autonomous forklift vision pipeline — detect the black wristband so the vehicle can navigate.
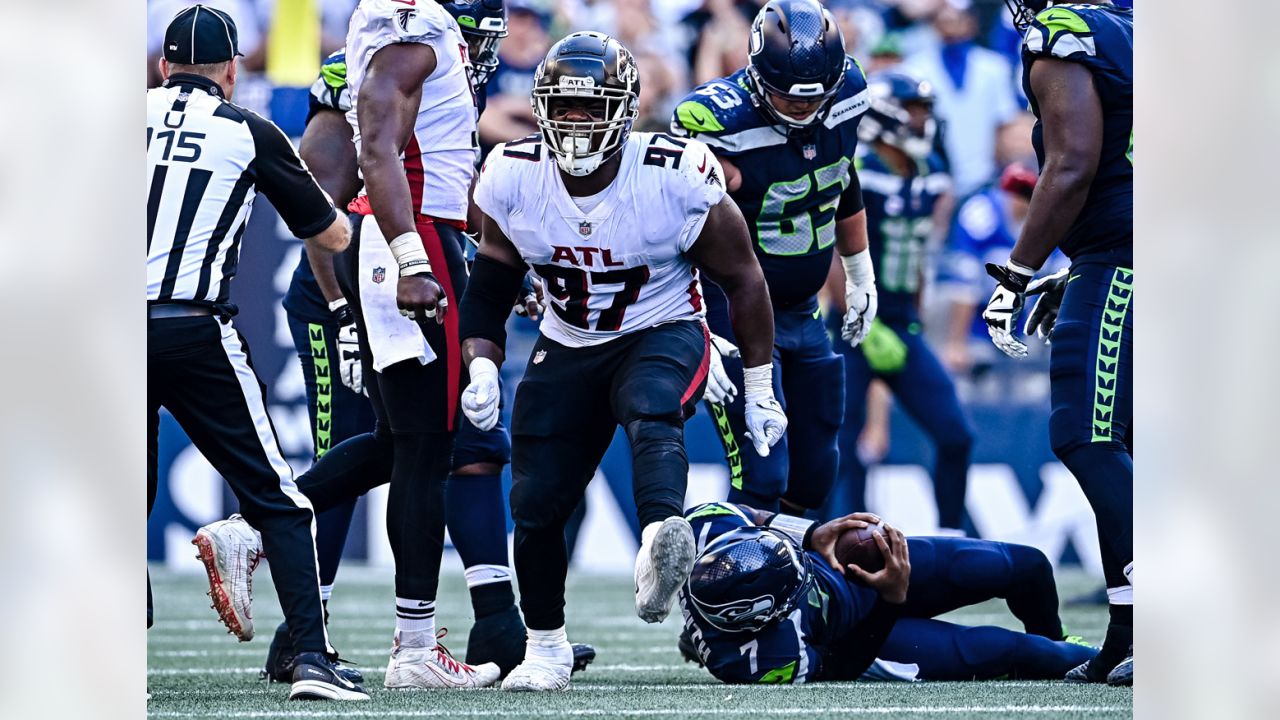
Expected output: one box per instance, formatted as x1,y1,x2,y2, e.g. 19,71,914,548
330,302,356,327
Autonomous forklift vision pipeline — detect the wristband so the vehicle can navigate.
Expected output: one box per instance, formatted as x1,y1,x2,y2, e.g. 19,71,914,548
841,249,875,287
469,356,500,383
328,297,355,326
765,512,817,549
1006,259,1039,277
388,231,433,276
742,364,773,402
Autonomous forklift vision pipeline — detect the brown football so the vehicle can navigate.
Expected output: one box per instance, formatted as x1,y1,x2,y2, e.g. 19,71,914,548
834,522,886,575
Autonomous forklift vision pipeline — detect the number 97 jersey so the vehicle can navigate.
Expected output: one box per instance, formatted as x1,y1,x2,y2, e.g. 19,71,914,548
474,131,727,348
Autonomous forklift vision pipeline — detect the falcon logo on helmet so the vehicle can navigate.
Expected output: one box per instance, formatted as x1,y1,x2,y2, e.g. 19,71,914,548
744,0,848,133
685,527,813,633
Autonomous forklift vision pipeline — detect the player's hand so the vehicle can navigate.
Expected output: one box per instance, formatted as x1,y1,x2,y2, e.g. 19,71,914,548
1024,268,1069,341
809,512,881,573
513,275,545,320
841,283,879,348
742,364,786,456
330,299,363,395
397,272,448,324
702,332,740,406
982,262,1033,358
461,357,501,431
844,523,910,604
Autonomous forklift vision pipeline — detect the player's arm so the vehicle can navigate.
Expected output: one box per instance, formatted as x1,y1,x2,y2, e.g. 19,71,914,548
357,42,448,323
245,111,349,255
457,212,529,431
298,107,360,305
834,168,877,347
983,58,1102,357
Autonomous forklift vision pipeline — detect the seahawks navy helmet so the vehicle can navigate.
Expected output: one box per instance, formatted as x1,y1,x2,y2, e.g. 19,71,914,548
685,527,813,633
440,0,508,89
532,32,640,177
745,0,848,132
857,71,937,161
1004,0,1053,31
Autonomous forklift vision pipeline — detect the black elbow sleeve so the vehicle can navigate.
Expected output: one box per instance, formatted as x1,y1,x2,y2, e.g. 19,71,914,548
836,169,864,220
459,254,527,348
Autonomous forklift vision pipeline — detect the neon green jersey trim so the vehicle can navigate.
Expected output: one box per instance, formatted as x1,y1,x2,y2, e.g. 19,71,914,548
1036,7,1090,45
758,661,798,684
308,324,334,458
675,101,725,134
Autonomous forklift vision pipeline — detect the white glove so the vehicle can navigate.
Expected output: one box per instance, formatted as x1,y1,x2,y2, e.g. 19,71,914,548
703,332,739,406
982,261,1035,358
461,356,502,431
840,249,879,347
329,299,363,395
742,364,787,457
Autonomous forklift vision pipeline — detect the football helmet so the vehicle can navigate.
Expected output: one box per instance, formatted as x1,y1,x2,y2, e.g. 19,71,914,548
531,31,640,177
440,0,508,89
685,527,813,633
1004,0,1053,31
744,0,848,132
857,71,938,161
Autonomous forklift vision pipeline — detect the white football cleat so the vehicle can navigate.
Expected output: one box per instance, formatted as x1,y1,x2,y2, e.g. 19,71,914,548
384,634,501,690
634,516,697,623
501,657,572,692
192,514,263,641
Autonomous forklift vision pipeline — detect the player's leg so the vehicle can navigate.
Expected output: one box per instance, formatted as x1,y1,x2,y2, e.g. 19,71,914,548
159,318,332,658
1048,262,1133,681
506,335,617,689
895,537,1066,639
777,311,845,513
881,323,974,533
822,319,874,520
703,284,789,512
878,618,1097,681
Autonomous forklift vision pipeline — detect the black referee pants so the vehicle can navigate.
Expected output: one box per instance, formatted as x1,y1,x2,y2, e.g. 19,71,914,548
148,315,331,656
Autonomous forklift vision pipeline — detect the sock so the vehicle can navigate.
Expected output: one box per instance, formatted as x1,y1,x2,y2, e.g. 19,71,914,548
396,598,437,649
526,626,572,665
319,584,334,603
465,565,516,618
1087,603,1133,678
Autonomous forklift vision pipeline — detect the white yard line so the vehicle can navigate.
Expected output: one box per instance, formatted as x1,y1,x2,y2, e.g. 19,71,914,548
146,706,1130,718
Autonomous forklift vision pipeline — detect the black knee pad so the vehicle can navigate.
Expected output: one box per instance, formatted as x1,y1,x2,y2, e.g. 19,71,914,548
510,474,580,532
624,417,685,455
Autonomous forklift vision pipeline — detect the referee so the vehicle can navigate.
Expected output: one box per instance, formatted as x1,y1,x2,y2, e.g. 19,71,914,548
146,6,366,702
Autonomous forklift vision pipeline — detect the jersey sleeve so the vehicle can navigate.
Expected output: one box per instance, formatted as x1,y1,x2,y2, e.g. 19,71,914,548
307,50,352,122
674,139,728,253
704,616,823,685
472,144,516,240
684,502,754,552
1023,6,1100,61
353,0,453,62
245,110,338,239
669,78,755,158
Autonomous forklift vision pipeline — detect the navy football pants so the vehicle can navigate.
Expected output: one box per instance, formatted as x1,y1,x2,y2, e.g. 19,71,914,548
706,292,845,513
825,316,973,530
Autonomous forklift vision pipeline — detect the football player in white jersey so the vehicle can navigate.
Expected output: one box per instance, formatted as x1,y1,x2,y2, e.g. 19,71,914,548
459,32,787,692
338,0,498,690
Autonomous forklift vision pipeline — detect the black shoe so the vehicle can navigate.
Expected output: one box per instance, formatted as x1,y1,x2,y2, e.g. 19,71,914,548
466,605,528,677
678,627,704,667
288,652,369,701
264,623,364,685
571,643,597,674
1106,655,1133,686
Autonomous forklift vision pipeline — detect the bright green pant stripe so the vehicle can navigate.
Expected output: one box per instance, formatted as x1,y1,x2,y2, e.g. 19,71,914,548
307,323,334,458
709,401,745,490
1091,268,1133,443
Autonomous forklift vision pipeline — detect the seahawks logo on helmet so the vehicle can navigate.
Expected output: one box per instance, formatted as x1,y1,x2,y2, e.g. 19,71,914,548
695,595,776,629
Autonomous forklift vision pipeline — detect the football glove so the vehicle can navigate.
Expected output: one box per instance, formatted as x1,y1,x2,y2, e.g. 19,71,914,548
703,331,739,406
982,261,1034,358
860,319,908,374
461,357,502,431
742,364,787,457
513,275,545,319
1023,268,1069,341
329,299,364,395
841,250,879,347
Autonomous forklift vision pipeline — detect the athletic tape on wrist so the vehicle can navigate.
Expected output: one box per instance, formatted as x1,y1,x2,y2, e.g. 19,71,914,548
388,231,433,276
742,364,774,401
766,513,817,549
842,248,875,287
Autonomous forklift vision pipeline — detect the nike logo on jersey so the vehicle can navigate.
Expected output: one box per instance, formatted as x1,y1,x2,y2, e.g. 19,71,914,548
697,155,707,173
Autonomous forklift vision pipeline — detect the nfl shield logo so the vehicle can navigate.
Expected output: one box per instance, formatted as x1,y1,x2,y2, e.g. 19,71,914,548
372,266,386,284
579,221,593,236
533,350,547,364
803,144,817,160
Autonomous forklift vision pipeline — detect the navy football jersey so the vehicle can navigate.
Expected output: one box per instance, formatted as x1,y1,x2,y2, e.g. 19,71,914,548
1021,3,1132,260
858,149,950,322
678,502,880,684
670,64,870,310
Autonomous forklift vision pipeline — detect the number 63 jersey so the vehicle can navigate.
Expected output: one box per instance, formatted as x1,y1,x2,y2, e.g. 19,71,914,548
474,131,727,348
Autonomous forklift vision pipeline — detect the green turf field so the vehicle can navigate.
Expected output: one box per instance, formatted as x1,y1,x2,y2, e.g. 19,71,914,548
147,563,1132,719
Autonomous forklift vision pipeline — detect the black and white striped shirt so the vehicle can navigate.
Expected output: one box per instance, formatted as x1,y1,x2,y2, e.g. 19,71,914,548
147,73,336,306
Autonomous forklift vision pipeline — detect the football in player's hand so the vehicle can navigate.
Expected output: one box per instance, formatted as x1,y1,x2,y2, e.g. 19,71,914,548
835,522,886,575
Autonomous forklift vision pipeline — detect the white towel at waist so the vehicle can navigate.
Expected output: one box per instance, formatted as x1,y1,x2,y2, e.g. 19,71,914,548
356,214,437,372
